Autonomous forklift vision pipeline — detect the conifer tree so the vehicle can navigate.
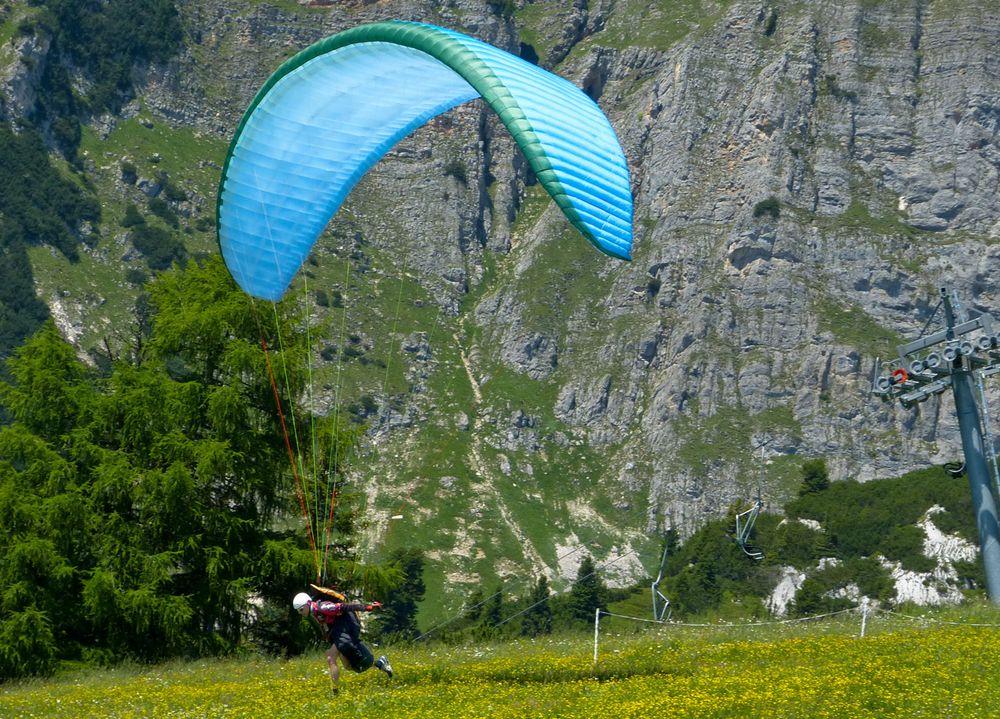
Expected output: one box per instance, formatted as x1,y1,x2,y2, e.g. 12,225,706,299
0,257,367,676
568,554,606,625
0,321,95,677
464,586,485,624
799,458,830,496
520,575,552,637
476,582,504,639
373,548,425,641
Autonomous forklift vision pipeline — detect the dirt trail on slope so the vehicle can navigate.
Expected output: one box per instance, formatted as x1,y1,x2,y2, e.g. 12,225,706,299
456,334,549,576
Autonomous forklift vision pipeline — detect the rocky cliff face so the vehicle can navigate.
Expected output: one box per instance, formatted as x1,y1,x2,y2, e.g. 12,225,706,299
541,0,1000,527
468,0,1000,542
5,0,1000,606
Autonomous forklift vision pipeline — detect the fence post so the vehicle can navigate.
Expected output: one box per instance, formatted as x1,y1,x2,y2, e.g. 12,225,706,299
859,599,869,638
593,608,601,663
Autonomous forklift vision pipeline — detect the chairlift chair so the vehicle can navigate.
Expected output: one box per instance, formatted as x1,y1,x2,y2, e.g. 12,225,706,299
735,498,764,560
650,541,671,621
736,442,768,561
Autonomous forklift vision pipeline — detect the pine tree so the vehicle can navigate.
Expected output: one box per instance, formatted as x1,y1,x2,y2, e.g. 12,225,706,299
520,575,552,637
75,257,310,658
799,458,830,495
0,257,364,676
0,322,95,677
482,582,503,627
1,320,90,438
568,554,606,625
463,586,485,624
476,582,504,639
373,548,426,641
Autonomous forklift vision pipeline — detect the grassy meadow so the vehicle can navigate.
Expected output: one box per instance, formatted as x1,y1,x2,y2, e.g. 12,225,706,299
4,607,1000,718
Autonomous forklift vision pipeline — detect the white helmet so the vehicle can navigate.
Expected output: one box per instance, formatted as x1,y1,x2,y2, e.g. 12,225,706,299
292,592,312,615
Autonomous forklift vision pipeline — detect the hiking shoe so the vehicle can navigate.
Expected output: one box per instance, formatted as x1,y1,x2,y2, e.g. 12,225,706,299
375,655,393,679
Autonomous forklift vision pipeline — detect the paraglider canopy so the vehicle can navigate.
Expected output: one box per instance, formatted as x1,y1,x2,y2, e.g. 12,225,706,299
217,20,633,301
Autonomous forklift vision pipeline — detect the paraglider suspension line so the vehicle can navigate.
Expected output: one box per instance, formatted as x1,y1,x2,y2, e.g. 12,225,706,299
261,335,320,572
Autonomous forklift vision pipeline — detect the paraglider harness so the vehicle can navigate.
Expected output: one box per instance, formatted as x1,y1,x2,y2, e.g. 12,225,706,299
309,584,374,672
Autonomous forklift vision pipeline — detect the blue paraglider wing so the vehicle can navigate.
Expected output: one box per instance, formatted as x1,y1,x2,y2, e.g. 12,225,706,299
218,21,632,301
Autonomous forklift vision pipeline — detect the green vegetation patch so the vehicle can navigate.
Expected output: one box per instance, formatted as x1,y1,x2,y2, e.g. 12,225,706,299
0,125,98,259
659,460,979,620
786,465,977,560
0,1,40,48
512,2,551,60
292,234,452,421
80,117,226,216
0,124,100,358
811,291,902,356
674,403,801,478
241,0,330,12
478,362,561,421
837,198,917,238
28,0,182,113
859,21,905,50
513,223,618,333
580,0,736,53
509,183,553,241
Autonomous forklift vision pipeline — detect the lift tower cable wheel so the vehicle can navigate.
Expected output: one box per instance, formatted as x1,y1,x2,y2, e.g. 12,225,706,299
872,287,1000,605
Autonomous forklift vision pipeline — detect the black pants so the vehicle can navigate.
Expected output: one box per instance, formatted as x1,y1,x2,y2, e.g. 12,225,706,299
329,615,374,673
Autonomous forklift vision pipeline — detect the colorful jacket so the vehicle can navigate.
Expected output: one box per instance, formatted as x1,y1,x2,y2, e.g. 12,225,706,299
310,600,369,625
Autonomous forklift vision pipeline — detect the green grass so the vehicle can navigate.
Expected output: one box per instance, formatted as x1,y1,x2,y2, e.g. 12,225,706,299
810,292,902,357
0,2,26,49
25,244,138,356
476,362,561,418
505,189,634,355
82,114,225,181
508,184,554,242
241,0,329,12
573,0,735,54
268,219,463,424
673,404,803,480
513,2,553,61
87,120,221,237
5,607,1000,718
27,118,228,357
